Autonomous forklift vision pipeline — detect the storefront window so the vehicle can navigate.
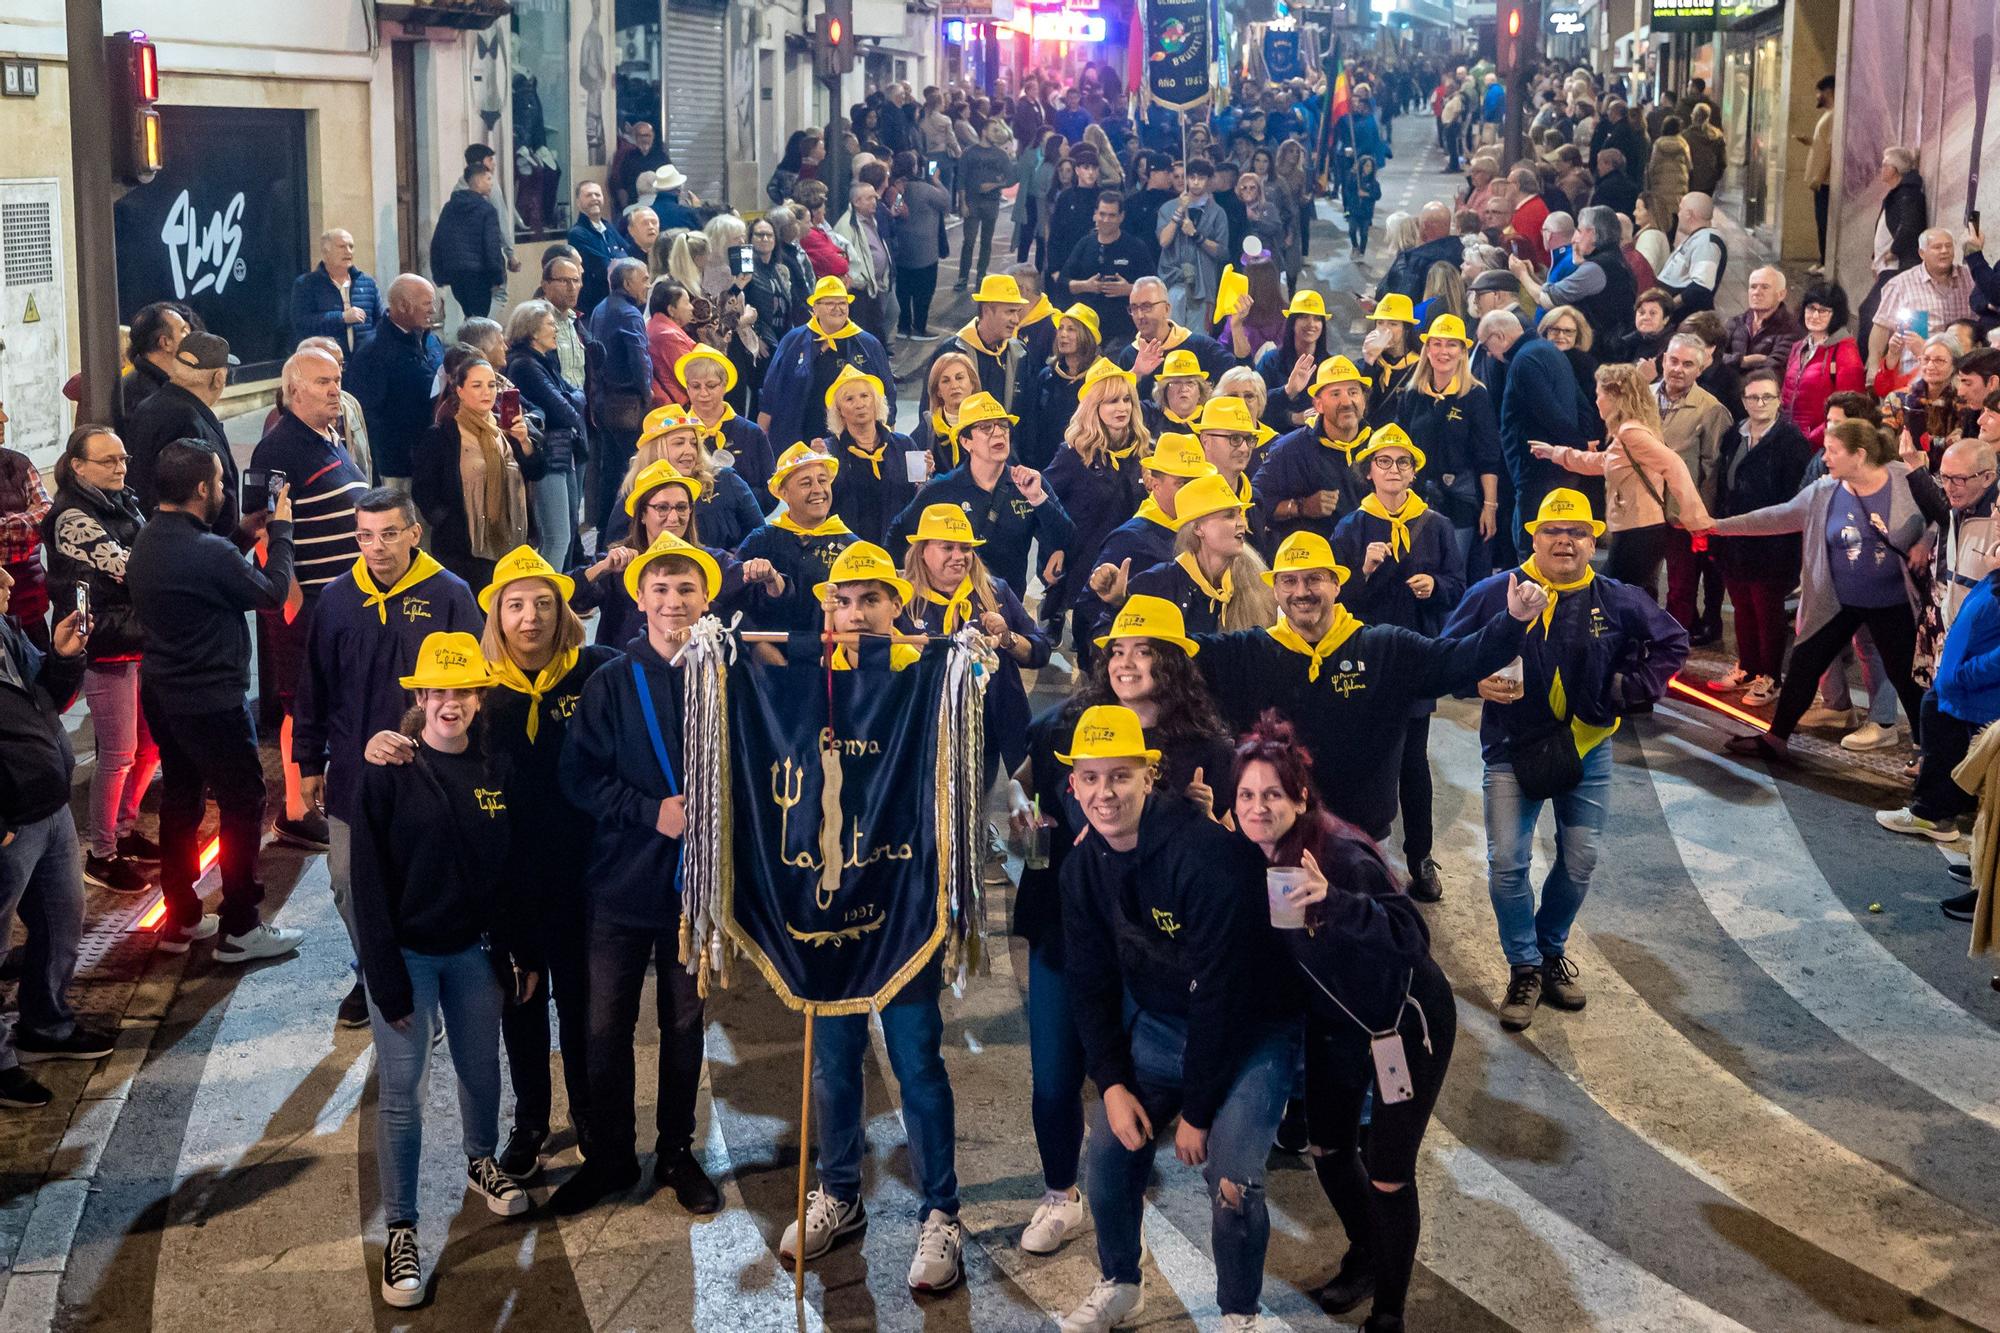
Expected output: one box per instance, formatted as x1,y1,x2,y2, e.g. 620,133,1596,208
614,0,663,148
511,0,571,240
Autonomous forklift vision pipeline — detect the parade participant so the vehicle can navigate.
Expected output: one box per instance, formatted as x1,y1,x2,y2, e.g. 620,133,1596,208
552,532,722,1217
1116,275,1233,402
1024,305,1103,471
1053,703,1298,1333
1128,475,1275,635
1192,531,1546,843
1360,294,1422,422
1045,360,1149,648
1077,434,1215,651
780,542,965,1291
1231,718,1453,1331
1255,356,1373,544
1392,314,1502,580
888,391,1075,596
1332,426,1464,902
296,489,480,1026
737,443,858,633
349,632,533,1307
1443,489,1688,1030
902,504,1050,788
1256,290,1335,434
760,276,897,452
1144,349,1211,437
913,351,981,473
617,405,764,551
1007,596,1234,1258
1189,395,1273,553
931,274,1031,409
825,365,920,547
678,346,777,506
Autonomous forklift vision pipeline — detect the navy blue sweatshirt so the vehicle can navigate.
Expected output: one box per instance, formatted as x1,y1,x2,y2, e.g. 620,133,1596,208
293,558,482,823
1127,555,1236,636
485,645,617,913
1072,505,1179,641
1391,381,1504,529
129,511,295,714
1330,503,1464,639
559,635,689,931
830,429,922,548
888,462,1076,595
1253,424,1369,543
0,621,84,841
733,522,858,633
906,576,1050,771
1043,445,1144,614
571,543,759,649
1113,328,1234,403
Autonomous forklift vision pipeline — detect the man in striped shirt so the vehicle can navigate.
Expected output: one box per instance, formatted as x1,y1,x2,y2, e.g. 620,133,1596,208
248,348,368,850
1868,228,1979,384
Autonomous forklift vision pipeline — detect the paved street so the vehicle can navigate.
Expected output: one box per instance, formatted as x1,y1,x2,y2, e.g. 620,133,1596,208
4,114,1996,1332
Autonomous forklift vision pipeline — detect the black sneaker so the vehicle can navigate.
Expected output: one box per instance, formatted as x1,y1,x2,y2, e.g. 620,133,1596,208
0,1066,52,1109
1942,890,1979,922
1499,965,1542,1031
1541,953,1587,1011
1948,861,1973,884
274,811,330,851
1315,1247,1377,1314
548,1156,641,1216
1407,856,1444,903
1273,1097,1310,1154
467,1155,529,1216
656,1145,721,1215
381,1221,425,1308
117,831,162,861
84,854,151,894
337,979,371,1029
14,1024,116,1063
497,1126,546,1182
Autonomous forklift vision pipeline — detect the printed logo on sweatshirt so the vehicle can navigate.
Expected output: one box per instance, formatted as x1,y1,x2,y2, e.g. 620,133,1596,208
1150,908,1183,938
401,597,433,623
551,693,581,720
474,788,507,817
1325,660,1369,698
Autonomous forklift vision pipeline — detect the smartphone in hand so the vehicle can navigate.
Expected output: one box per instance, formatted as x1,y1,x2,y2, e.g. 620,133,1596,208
497,387,523,433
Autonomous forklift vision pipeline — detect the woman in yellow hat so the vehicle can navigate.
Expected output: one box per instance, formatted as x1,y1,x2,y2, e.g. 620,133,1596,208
911,351,981,474
1144,348,1211,437
1128,473,1277,634
736,443,858,633
1360,294,1422,421
1022,304,1102,472
675,346,778,503
754,267,896,461
349,630,533,1307
1046,361,1150,648
1389,312,1503,583
824,364,920,547
1002,602,1234,1259
613,406,764,551
1255,289,1335,434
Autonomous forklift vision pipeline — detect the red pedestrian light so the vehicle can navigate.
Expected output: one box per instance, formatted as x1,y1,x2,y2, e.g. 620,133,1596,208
1507,8,1521,35
106,30,163,185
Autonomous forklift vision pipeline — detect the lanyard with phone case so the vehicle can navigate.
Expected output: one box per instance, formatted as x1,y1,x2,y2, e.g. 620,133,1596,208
1299,964,1430,1105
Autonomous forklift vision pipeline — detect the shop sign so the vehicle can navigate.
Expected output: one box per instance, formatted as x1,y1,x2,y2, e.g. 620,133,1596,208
1648,0,1721,32
1032,10,1106,39
1548,9,1587,35
113,105,310,379
1146,0,1213,111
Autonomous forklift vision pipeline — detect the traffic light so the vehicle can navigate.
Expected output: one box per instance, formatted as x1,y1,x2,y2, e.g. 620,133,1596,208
814,0,855,82
1498,5,1523,78
106,30,162,185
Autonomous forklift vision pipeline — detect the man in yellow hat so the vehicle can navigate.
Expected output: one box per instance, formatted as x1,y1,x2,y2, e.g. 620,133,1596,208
1058,188,1149,349
1192,395,1272,552
1191,529,1548,846
1052,702,1301,1333
758,273,896,454
736,443,859,633
1441,488,1687,1032
929,273,1030,412
1116,275,1231,402
1330,427,1466,902
550,531,722,1217
888,391,1073,599
1077,433,1217,655
297,488,482,1027
1254,355,1373,544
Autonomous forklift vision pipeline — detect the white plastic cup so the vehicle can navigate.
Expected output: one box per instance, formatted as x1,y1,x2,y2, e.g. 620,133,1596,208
1495,656,1524,685
904,449,929,483
1267,866,1309,929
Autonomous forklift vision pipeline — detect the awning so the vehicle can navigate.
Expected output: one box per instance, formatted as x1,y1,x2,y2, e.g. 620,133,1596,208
375,0,511,32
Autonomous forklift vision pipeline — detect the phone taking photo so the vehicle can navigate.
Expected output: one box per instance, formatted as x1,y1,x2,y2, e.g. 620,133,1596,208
730,244,755,276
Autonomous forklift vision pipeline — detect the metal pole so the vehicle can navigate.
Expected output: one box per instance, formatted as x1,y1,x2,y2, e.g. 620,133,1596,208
792,1007,817,1320
65,0,122,426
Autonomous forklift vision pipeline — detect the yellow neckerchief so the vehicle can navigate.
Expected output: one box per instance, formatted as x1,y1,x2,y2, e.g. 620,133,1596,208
1053,357,1088,384
1517,557,1619,757
1375,350,1418,387
832,642,920,670
1359,491,1430,559
923,582,977,632
844,431,886,480
487,646,581,743
1163,407,1198,430
1134,496,1177,529
931,411,963,468
1265,606,1365,682
957,320,1005,358
1161,322,1192,352
773,512,854,539
695,403,736,453
1107,431,1139,465
1232,473,1254,505
1415,370,1461,400
1319,423,1371,465
809,316,859,352
1175,551,1233,614
352,551,445,625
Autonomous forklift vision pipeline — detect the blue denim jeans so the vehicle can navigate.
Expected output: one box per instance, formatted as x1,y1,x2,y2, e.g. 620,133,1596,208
1027,938,1086,1192
530,465,577,571
1482,739,1614,968
1819,630,1899,725
1085,1009,1298,1316
367,943,504,1225
0,810,84,1070
82,660,158,859
812,967,959,1217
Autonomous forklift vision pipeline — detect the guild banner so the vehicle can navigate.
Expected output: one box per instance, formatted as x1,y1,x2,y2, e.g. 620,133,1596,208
719,646,962,1014
1145,0,1214,113
1263,28,1302,84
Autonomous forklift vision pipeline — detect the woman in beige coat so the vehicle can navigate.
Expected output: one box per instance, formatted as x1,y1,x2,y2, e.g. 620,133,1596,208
1531,362,1709,604
1646,118,1691,239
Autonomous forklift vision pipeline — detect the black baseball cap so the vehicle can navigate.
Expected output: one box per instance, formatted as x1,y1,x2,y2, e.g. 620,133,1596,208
175,331,239,370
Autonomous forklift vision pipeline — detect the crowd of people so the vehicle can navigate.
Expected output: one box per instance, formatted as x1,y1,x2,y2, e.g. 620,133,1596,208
0,43,1996,1333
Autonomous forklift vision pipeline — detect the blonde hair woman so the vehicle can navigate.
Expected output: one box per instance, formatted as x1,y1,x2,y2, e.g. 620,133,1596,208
1126,474,1277,634
1531,362,1709,599
825,366,918,546
1082,124,1124,187
667,231,707,292
618,407,764,549
916,350,980,471
1538,304,1594,355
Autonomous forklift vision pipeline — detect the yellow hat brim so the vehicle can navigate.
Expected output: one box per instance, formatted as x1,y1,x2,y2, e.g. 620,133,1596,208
1056,744,1165,766
478,567,577,613
624,542,722,602
398,666,496,691
812,573,916,606
768,455,840,497
911,525,986,547
1261,561,1351,586
1091,627,1199,657
1524,516,1607,537
675,348,738,393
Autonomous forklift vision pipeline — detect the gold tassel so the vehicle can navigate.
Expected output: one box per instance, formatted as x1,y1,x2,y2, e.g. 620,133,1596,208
818,741,844,909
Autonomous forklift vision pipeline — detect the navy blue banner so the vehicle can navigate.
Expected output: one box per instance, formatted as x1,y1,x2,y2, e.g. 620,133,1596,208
1263,29,1302,83
1146,0,1214,112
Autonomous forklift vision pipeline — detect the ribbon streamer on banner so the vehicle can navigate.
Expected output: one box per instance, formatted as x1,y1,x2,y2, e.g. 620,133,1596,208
677,613,738,997
939,625,997,990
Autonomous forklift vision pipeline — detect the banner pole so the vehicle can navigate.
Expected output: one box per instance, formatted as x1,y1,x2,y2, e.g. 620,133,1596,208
793,1005,817,1318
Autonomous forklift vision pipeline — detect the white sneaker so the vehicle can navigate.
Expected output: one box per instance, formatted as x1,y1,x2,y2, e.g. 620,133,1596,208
1022,1186,1088,1255
1219,1316,1264,1332
1742,675,1780,707
1875,806,1961,842
1798,704,1859,729
156,914,220,955
907,1208,964,1292
1706,664,1750,692
214,922,305,964
381,1223,424,1308
1841,721,1900,751
777,1188,866,1262
1059,1278,1144,1332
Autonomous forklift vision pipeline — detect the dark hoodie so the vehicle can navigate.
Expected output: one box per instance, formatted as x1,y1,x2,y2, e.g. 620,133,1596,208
0,621,84,843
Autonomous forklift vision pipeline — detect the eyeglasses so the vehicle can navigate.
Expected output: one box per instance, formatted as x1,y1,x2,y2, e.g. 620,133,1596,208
1371,456,1417,471
1128,300,1166,313
1537,525,1595,541
645,500,693,518
354,528,409,546
1742,393,1779,404
1940,469,1995,485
